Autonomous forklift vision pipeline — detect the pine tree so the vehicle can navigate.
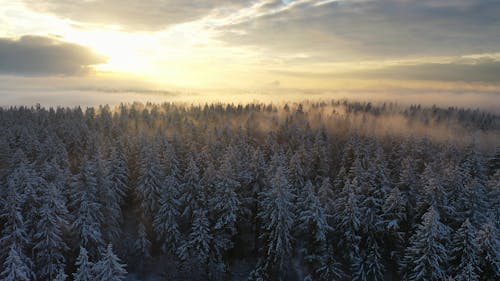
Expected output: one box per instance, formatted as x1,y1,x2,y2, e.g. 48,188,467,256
102,144,128,243
137,142,164,218
487,146,500,176
258,165,295,274
476,220,499,281
53,268,67,281
154,175,181,255
419,164,453,221
316,245,344,281
209,157,241,257
177,208,213,276
317,177,334,215
73,247,94,281
335,178,362,275
5,153,43,237
297,180,331,268
450,219,481,281
32,182,69,280
311,128,330,178
397,156,418,218
402,206,451,281
93,244,127,281
379,186,407,271
71,156,105,257
381,187,407,232
0,245,33,281
0,172,34,281
180,156,202,220
133,223,151,261
288,151,305,191
357,236,384,281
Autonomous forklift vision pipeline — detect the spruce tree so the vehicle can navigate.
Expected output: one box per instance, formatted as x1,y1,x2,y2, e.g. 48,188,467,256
0,246,33,281
177,208,213,277
335,178,362,276
209,157,241,257
137,142,164,218
402,206,451,281
0,171,34,281
73,247,94,281
71,156,105,257
93,244,127,281
53,268,67,281
32,182,69,280
450,219,481,281
476,220,499,281
154,175,182,255
102,144,128,243
133,223,152,264
297,180,331,268
258,165,295,274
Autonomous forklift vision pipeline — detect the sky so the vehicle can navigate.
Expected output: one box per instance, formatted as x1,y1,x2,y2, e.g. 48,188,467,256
1,0,500,107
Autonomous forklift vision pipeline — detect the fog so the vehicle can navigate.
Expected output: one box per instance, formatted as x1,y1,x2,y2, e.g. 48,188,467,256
1,88,499,113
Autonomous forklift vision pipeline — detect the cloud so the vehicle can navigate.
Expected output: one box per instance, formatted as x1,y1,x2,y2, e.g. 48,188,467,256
23,0,249,31
272,58,500,83
0,35,106,76
214,0,500,61
351,59,500,83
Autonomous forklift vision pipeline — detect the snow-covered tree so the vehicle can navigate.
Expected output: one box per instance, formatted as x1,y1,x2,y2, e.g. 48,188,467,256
311,127,330,178
259,165,295,274
71,155,105,257
137,142,164,218
177,208,213,275
335,178,362,274
154,175,181,255
381,187,407,232
317,177,334,215
102,143,128,243
476,220,499,281
209,156,241,257
0,245,33,281
316,245,344,281
418,164,456,226
4,152,43,235
402,206,451,281
354,236,384,281
32,182,69,280
73,247,94,281
180,156,203,219
450,219,481,281
296,180,331,268
288,151,306,191
93,244,127,281
0,172,34,281
133,223,151,262
53,268,67,281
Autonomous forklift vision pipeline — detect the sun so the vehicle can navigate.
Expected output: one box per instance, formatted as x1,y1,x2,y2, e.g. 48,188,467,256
56,27,157,76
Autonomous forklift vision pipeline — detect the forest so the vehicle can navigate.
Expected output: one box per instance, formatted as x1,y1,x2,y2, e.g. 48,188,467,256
0,100,498,281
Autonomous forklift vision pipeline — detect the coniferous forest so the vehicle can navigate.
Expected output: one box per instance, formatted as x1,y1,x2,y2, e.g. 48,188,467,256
0,101,498,281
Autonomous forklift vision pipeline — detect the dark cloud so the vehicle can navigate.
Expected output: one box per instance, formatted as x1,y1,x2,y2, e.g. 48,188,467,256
216,0,500,60
352,60,500,83
272,59,500,83
0,35,106,76
24,0,249,31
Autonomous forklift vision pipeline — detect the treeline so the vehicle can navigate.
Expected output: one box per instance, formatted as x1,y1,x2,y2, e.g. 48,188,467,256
0,101,498,281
